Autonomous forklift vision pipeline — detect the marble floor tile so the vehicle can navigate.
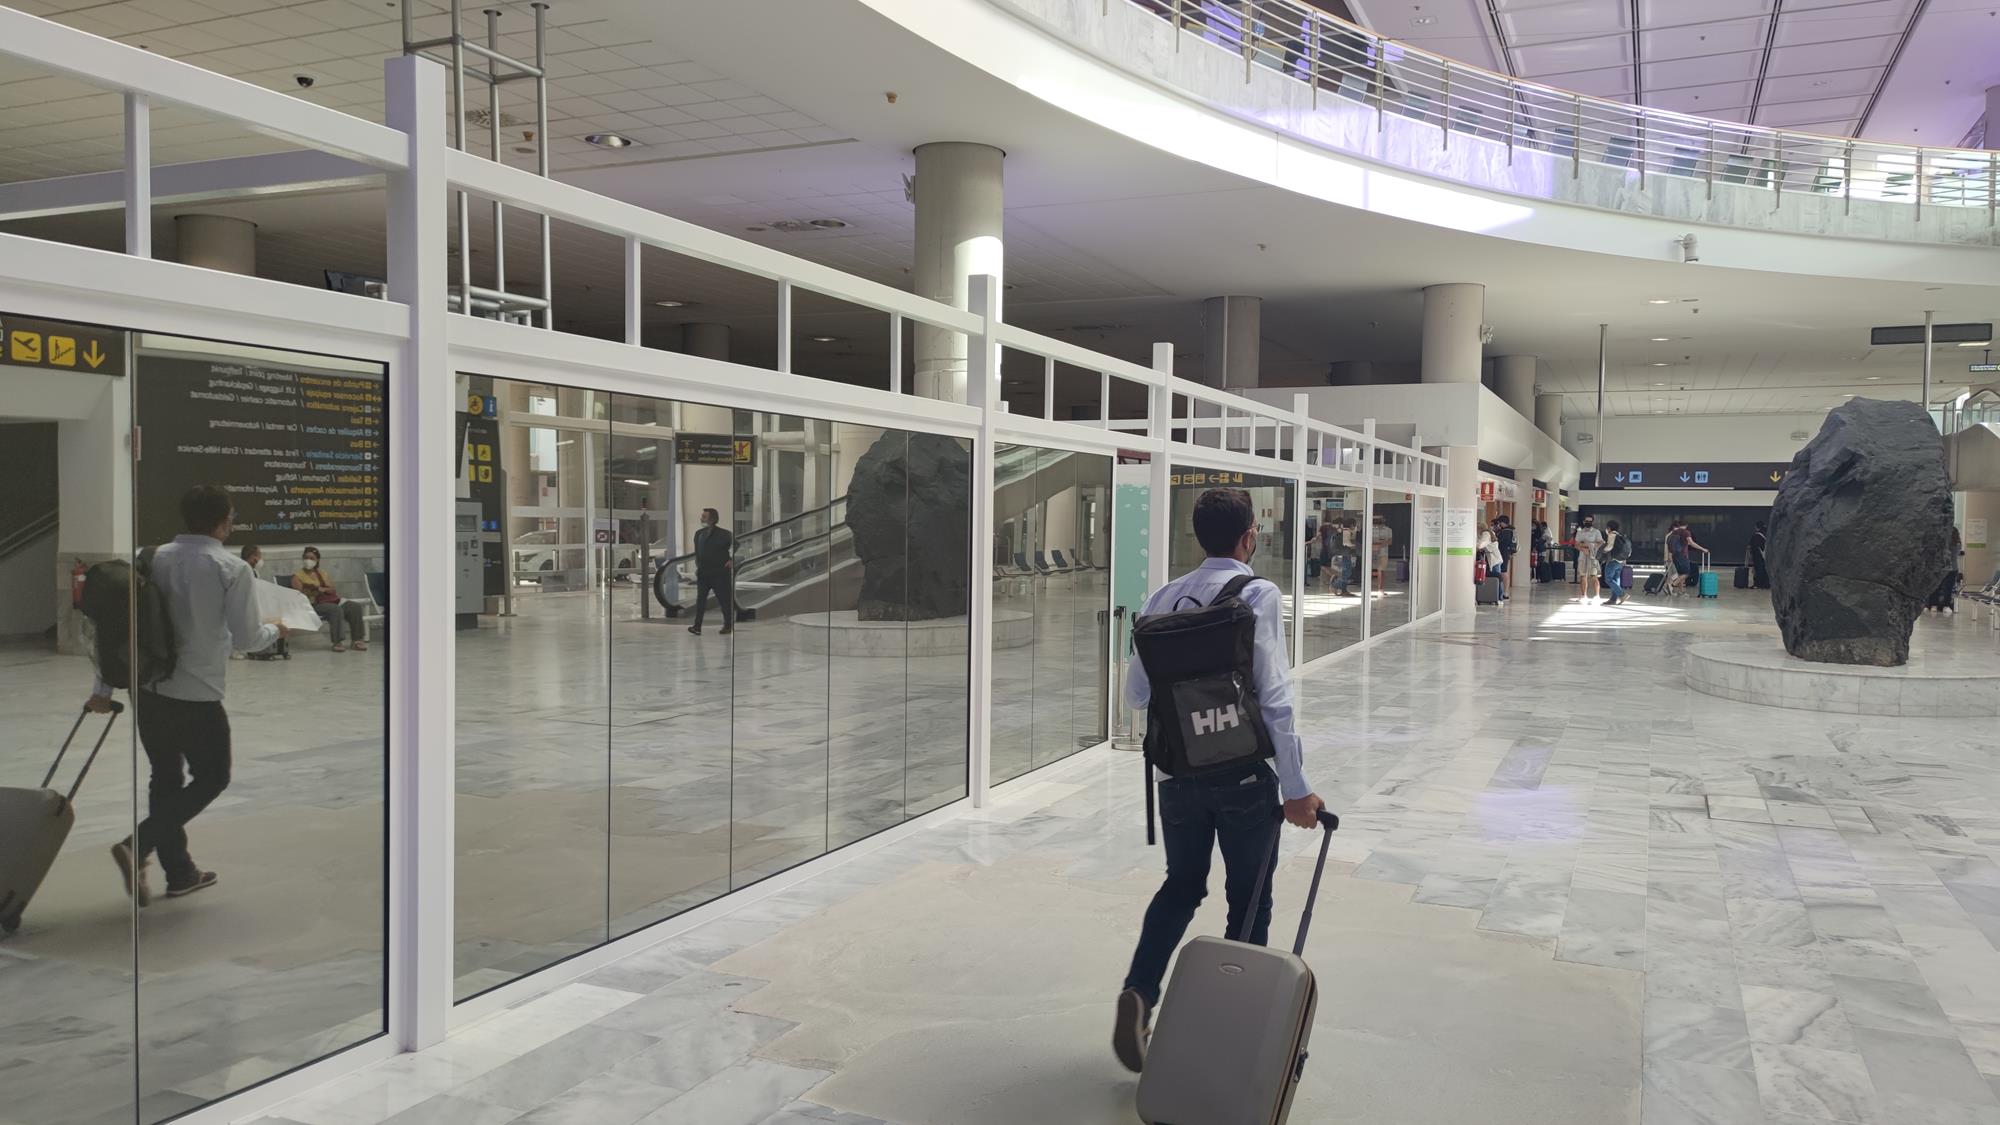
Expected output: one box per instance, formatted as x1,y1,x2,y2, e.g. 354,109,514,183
631,1059,827,1125
1833,974,1960,1037
1643,999,1754,1070
1640,1057,1762,1125
1750,1043,1877,1123
507,1073,682,1125
1850,1026,1999,1106
1742,986,1859,1053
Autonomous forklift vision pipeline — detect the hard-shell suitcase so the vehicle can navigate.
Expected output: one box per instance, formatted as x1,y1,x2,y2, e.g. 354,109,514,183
1698,571,1720,598
1476,577,1503,605
1734,566,1751,590
0,703,122,935
1137,810,1339,1125
1644,572,1667,596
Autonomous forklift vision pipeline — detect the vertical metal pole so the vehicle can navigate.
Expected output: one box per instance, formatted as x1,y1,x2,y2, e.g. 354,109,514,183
622,237,641,347
450,0,470,314
485,9,505,302
1290,393,1308,670
1505,89,1515,164
1308,11,1317,109
1148,344,1173,596
1043,354,1055,420
1573,95,1583,178
1100,369,1111,425
533,2,552,329
1374,47,1385,131
888,313,902,392
384,52,450,1053
1774,133,1784,209
776,280,793,373
1636,110,1646,189
1989,152,1997,226
1915,147,1925,222
1844,141,1854,215
1173,0,1182,51
1358,418,1374,639
1706,123,1715,200
123,93,150,258
1441,62,1451,150
1923,309,1934,414
1596,323,1608,471
968,275,1000,808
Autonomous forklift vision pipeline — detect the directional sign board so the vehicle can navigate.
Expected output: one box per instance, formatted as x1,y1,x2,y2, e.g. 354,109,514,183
1595,462,1792,489
1871,322,1991,346
1971,364,2000,373
0,313,125,374
674,433,755,466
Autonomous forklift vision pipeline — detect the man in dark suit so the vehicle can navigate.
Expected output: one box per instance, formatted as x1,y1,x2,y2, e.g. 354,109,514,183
688,507,734,635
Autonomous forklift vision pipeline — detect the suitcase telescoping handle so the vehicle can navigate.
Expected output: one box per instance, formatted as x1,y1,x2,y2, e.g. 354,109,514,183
1241,808,1340,956
42,702,124,805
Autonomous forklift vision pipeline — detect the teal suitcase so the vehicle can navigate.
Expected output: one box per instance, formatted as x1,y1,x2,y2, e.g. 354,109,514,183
1698,570,1719,598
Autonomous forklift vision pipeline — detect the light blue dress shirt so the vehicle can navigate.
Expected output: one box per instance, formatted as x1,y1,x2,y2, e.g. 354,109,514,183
1124,557,1313,801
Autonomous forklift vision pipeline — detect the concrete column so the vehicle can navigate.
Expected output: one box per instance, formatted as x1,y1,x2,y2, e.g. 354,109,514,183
1541,485,1561,544
1495,355,1536,417
912,141,1004,404
174,213,256,275
1512,466,1536,591
1535,392,1564,442
1443,445,1477,618
679,323,736,549
1421,283,1484,385
1201,295,1262,389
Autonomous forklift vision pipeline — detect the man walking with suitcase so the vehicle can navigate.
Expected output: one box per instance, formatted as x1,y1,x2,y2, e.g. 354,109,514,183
93,485,283,905
1113,488,1325,1073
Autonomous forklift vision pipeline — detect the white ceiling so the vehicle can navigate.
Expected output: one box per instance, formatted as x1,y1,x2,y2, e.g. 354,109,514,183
1348,0,2000,144
0,0,850,185
1,0,1995,420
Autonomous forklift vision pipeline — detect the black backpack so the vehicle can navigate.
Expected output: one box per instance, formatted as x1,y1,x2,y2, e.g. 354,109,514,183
1608,531,1632,561
78,548,177,691
1131,573,1275,842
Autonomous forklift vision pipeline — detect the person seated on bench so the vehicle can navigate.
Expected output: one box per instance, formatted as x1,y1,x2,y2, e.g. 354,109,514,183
293,546,369,652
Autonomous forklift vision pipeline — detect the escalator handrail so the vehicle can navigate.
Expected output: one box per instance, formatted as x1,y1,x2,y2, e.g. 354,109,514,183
650,494,848,574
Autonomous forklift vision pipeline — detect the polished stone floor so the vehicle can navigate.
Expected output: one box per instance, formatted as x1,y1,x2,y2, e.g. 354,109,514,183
250,583,2000,1125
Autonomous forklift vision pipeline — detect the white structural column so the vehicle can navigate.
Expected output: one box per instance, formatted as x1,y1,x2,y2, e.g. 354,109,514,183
1424,283,1484,617
1535,392,1564,442
1202,295,1262,388
912,142,1003,404
1443,446,1477,616
174,213,256,275
1495,355,1537,418
1421,283,1484,385
1513,465,1536,592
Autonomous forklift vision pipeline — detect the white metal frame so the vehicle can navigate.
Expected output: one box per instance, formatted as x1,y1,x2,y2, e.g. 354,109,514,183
0,14,1448,1123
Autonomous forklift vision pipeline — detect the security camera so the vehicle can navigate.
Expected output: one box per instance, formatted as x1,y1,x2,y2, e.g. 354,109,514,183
1677,233,1699,263
295,74,316,88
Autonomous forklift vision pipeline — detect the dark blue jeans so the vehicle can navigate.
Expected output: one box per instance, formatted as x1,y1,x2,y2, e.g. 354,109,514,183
1124,766,1281,1009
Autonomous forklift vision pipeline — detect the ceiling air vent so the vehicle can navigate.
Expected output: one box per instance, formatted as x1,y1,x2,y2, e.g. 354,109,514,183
1790,430,1811,441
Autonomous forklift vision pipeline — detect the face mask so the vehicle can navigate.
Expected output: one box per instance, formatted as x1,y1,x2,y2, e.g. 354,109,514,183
304,559,319,570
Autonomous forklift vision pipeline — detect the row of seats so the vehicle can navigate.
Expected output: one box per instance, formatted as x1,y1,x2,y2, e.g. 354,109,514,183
1962,569,2000,632
995,550,1105,580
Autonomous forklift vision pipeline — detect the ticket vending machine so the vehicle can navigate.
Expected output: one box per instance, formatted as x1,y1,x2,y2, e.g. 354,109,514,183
456,499,484,626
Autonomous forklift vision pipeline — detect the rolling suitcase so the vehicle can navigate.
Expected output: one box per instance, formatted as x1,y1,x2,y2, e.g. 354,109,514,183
0,703,122,935
1476,577,1503,605
1644,572,1667,596
1698,570,1720,598
1137,810,1339,1125
1734,566,1750,590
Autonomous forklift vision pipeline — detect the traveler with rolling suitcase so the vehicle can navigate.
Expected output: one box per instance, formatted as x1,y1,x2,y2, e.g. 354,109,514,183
1116,487,1327,1077
1137,806,1340,1125
0,703,124,935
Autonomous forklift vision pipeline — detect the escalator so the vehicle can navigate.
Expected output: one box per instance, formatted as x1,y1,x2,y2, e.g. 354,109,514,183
647,445,1088,620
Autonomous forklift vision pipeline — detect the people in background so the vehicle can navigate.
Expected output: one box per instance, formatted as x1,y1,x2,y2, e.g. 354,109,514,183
1493,515,1515,601
1316,517,1335,592
1573,515,1605,602
689,507,735,636
1113,487,1324,1073
1478,523,1502,599
90,485,285,904
1749,521,1771,590
1600,520,1628,606
293,546,368,652
1665,519,1706,593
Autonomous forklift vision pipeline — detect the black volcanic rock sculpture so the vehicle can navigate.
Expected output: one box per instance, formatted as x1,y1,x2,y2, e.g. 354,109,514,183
1766,398,1952,666
847,431,971,620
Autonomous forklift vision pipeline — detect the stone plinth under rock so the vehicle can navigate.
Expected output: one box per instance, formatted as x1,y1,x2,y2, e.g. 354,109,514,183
1766,399,1952,666
846,432,971,621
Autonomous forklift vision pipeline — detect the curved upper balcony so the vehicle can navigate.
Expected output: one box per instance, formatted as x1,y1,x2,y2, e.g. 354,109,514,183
989,0,1998,248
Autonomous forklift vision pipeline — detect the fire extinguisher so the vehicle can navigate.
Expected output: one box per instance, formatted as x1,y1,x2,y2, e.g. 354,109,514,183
71,559,88,608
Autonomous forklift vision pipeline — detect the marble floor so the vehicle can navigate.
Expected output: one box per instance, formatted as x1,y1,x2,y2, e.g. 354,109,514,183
248,582,2000,1125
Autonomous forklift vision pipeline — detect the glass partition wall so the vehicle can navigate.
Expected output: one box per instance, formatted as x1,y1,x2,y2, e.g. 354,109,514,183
1,330,389,1125
990,444,1113,786
1167,467,1298,654
455,377,970,999
1370,488,1416,637
1301,485,1367,662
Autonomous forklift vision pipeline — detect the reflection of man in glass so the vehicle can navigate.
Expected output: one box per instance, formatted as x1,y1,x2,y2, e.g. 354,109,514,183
91,485,285,904
687,507,735,636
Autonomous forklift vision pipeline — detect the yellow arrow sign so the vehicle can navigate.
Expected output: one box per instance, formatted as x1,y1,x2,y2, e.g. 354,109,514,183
1769,470,1782,483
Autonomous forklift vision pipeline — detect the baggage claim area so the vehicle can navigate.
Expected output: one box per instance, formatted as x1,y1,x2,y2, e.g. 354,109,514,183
3,1,2000,1123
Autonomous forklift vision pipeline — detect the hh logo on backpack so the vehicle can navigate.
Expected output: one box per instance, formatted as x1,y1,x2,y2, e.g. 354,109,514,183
1189,704,1242,737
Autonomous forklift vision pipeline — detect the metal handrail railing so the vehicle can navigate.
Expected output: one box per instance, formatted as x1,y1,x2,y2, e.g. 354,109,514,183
1123,0,1996,221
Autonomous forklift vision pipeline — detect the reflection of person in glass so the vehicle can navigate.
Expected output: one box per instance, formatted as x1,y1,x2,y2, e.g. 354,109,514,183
687,507,735,635
293,545,369,652
91,485,286,904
